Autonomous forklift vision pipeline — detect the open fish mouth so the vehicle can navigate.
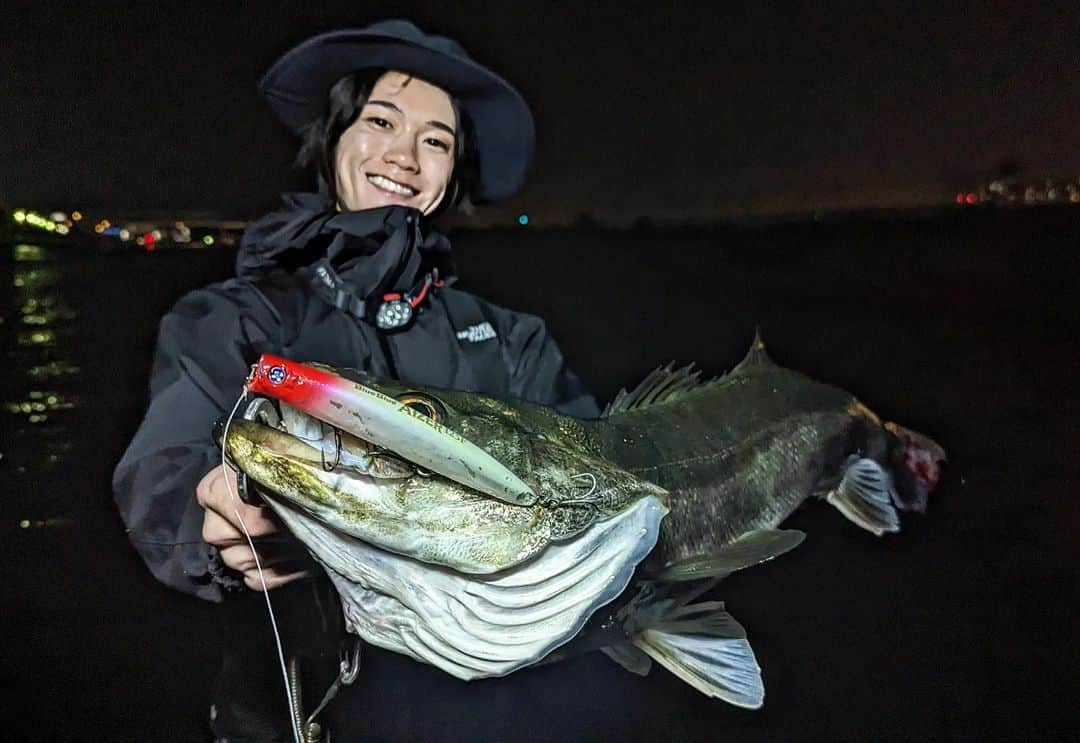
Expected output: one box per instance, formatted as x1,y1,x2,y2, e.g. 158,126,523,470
230,396,419,483
219,399,614,574
219,412,538,573
245,355,537,506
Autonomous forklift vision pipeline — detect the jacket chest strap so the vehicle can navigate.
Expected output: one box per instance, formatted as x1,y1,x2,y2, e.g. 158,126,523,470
309,261,444,332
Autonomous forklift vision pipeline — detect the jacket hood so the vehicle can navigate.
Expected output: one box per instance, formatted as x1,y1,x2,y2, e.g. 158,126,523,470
237,192,457,302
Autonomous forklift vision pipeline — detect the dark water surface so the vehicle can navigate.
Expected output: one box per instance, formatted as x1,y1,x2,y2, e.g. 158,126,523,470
1,209,1077,740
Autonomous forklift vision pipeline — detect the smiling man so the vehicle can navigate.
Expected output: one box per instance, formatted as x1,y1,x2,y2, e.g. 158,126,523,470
334,71,457,215
112,19,599,741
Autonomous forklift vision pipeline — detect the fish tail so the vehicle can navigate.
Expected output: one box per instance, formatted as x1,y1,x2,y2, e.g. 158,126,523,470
631,601,764,709
822,457,901,536
885,421,947,513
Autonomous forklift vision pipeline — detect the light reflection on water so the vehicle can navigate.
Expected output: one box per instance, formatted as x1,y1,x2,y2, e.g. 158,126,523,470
25,360,81,380
2,241,80,479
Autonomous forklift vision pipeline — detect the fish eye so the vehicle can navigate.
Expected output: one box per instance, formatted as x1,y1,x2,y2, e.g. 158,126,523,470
398,393,446,424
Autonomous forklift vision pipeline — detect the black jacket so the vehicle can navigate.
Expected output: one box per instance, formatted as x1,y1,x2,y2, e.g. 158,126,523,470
112,195,598,602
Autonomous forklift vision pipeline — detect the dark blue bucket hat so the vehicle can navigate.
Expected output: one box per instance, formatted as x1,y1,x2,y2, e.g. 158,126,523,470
259,19,535,203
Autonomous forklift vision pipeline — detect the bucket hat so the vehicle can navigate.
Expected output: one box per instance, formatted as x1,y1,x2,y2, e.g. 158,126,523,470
259,19,534,202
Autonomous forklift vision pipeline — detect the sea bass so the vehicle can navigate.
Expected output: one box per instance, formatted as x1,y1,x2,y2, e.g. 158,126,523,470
219,336,944,707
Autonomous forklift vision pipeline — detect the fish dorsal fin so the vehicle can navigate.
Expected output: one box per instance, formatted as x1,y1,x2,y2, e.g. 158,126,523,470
602,362,704,417
728,328,775,375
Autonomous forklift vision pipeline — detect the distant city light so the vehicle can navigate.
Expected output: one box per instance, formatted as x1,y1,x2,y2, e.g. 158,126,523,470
70,211,82,221
203,235,214,245
518,214,529,226
119,229,131,241
20,211,57,232
49,212,66,222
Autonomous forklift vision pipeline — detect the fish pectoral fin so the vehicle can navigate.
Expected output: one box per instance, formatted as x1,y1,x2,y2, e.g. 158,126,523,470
823,457,901,536
654,529,806,582
632,601,764,709
601,644,652,676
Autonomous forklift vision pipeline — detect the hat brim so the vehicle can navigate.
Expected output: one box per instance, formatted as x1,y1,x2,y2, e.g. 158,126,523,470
260,29,535,203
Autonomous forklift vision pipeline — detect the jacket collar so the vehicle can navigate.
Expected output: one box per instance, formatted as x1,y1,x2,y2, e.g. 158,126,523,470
237,193,456,304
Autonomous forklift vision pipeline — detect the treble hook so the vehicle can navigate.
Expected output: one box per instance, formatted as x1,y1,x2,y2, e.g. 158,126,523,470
303,638,363,738
552,472,603,506
571,472,598,498
321,424,342,472
338,638,363,685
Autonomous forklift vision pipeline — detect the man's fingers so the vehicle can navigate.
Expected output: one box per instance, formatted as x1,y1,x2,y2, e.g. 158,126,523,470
243,567,312,591
203,508,243,547
198,467,281,538
227,502,281,537
196,464,237,510
198,463,308,592
203,508,284,547
218,543,311,573
219,543,313,590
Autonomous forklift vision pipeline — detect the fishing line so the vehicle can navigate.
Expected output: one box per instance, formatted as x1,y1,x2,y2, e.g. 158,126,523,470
221,389,304,743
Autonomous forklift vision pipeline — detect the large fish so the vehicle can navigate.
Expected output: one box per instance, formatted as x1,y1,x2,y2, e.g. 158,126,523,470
219,336,944,708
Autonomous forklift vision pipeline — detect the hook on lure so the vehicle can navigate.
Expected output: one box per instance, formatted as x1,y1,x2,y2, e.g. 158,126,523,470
320,423,342,472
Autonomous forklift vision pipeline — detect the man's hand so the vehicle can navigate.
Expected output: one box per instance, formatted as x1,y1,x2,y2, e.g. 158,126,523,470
197,464,312,590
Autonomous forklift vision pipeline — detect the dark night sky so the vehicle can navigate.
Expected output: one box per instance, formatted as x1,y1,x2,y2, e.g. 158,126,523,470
2,1,1077,223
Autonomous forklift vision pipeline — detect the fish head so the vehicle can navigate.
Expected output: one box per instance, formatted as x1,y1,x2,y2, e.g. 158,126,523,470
320,375,663,514
217,379,666,573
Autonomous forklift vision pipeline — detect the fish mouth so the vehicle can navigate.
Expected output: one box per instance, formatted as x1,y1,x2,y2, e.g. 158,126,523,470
221,416,412,480
219,414,554,574
245,356,537,506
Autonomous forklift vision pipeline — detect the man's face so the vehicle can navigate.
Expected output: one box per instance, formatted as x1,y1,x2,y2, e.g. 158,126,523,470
334,71,457,215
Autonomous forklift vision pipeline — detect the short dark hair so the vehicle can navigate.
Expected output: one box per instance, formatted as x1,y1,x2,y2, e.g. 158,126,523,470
296,70,479,217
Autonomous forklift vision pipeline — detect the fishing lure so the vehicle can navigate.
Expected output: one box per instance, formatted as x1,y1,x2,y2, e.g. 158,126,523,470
246,355,536,506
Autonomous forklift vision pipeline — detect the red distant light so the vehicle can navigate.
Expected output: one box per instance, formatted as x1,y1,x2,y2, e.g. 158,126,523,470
965,193,977,205
955,193,965,204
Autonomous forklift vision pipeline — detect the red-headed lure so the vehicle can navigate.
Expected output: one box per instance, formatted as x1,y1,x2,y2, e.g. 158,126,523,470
247,355,536,506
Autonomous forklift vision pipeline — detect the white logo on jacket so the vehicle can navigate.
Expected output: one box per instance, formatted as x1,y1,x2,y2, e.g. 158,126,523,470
456,322,497,343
